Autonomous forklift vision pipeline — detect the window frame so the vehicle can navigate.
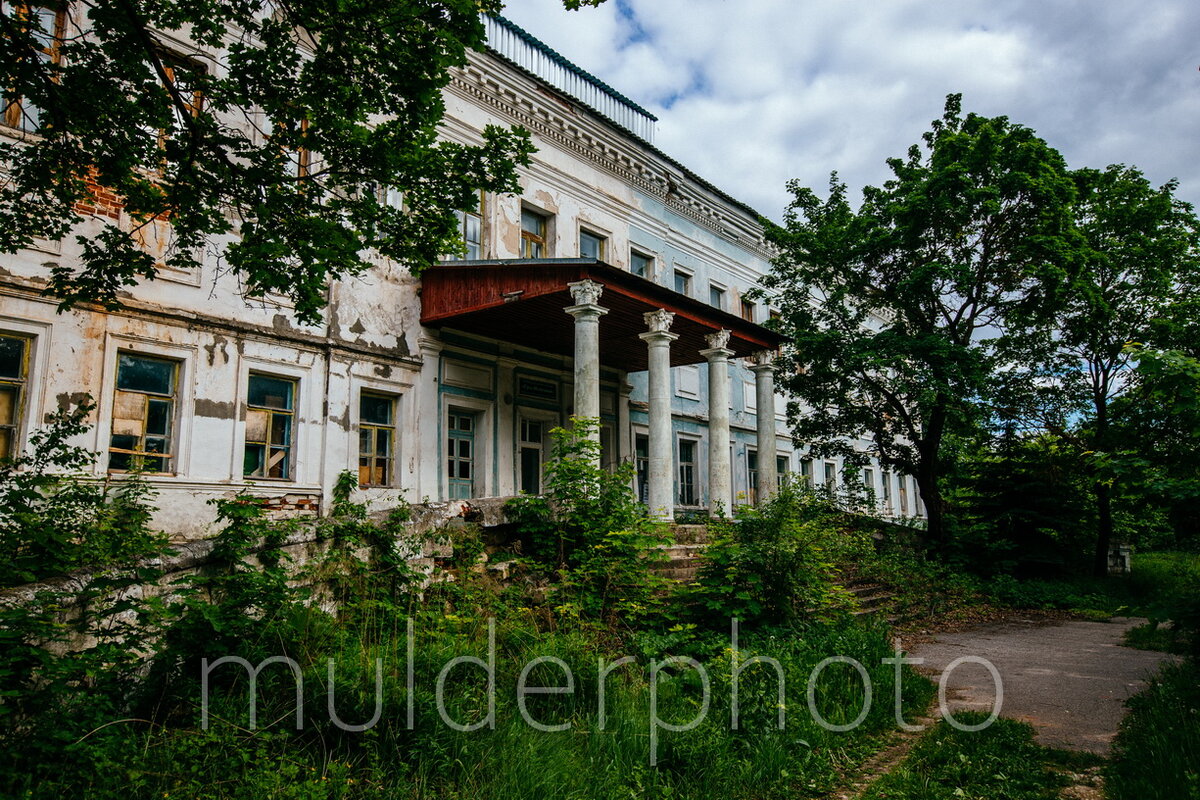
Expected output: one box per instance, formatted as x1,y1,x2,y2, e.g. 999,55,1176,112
149,49,206,153
578,227,606,262
446,408,478,500
449,190,484,261
746,446,759,505
1,1,67,135
740,298,756,323
677,435,699,507
630,248,653,279
709,282,726,310
673,268,692,297
244,371,297,481
520,206,548,258
0,333,32,461
108,351,180,474
358,390,397,488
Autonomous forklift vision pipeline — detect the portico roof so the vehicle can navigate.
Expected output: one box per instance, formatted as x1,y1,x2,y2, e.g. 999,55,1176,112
420,259,785,372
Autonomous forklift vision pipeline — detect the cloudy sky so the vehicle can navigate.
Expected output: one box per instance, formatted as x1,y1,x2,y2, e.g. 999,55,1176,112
500,0,1200,223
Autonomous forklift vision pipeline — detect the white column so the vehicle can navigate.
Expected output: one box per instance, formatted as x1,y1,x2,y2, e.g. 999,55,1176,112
749,350,778,502
416,333,443,501
640,309,677,519
701,329,733,516
496,353,518,496
565,279,608,451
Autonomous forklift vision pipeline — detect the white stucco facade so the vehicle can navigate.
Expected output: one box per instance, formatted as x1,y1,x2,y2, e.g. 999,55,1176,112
0,16,922,539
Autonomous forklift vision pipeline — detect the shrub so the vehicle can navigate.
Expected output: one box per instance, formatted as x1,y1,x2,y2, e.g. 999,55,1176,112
0,398,167,586
688,481,871,627
505,419,670,626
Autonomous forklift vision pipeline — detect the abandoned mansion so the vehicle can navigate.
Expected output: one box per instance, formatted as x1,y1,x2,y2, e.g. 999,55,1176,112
0,15,924,538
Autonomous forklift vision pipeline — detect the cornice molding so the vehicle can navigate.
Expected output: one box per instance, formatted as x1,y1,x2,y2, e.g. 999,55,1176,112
448,56,777,263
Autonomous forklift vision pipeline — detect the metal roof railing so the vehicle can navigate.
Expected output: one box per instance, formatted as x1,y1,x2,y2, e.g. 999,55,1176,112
484,15,657,143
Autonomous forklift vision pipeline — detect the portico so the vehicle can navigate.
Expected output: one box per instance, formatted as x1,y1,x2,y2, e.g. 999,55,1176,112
420,258,785,516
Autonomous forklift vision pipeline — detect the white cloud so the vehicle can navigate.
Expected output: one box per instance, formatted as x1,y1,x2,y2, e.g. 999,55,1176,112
499,0,1200,221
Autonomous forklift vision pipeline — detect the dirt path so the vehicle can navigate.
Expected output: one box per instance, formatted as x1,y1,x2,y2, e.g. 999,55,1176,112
910,616,1177,754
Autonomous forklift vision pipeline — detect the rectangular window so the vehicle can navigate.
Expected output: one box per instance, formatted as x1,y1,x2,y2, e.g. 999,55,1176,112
109,353,178,473
776,455,789,489
599,422,617,472
741,298,756,323
635,434,649,504
244,373,295,479
0,334,30,460
881,471,893,512
450,191,483,260
747,448,758,505
447,410,476,499
146,51,205,152
677,438,697,506
823,461,837,487
673,270,691,296
358,391,395,487
898,475,910,515
800,458,814,487
709,284,725,310
276,115,310,180
519,417,543,495
862,467,875,501
579,229,605,261
520,208,548,258
630,250,652,278
2,2,65,134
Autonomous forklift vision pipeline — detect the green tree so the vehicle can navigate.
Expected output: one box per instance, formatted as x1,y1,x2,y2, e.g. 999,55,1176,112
1040,166,1200,574
1114,347,1200,550
761,94,1077,544
0,1,600,323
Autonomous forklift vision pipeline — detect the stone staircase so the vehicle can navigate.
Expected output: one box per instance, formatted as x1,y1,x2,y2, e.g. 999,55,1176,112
653,524,713,583
651,527,898,621
841,571,896,618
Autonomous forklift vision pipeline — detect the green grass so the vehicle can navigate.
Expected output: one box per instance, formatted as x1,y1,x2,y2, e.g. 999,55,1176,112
1107,659,1200,800
7,612,935,799
858,714,1093,800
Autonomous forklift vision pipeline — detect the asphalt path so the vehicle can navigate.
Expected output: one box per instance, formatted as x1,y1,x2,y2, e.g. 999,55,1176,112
911,617,1177,754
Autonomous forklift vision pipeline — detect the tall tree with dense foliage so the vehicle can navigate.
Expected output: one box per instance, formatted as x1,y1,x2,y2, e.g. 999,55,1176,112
761,95,1078,544
0,0,599,323
1040,166,1200,574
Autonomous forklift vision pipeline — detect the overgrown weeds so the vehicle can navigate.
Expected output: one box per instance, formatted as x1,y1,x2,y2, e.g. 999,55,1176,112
0,415,935,798
1107,658,1200,800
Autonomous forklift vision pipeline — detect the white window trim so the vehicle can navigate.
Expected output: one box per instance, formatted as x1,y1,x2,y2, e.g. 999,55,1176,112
440,393,494,501
629,246,656,280
98,332,198,479
351,377,411,491
708,281,727,311
672,266,694,296
578,224,609,261
236,356,318,486
675,432,702,507
513,406,560,495
0,317,52,462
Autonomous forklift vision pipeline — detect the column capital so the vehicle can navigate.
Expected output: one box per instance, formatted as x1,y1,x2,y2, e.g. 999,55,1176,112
700,328,733,361
643,308,675,333
705,328,732,350
568,278,604,306
748,349,775,372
